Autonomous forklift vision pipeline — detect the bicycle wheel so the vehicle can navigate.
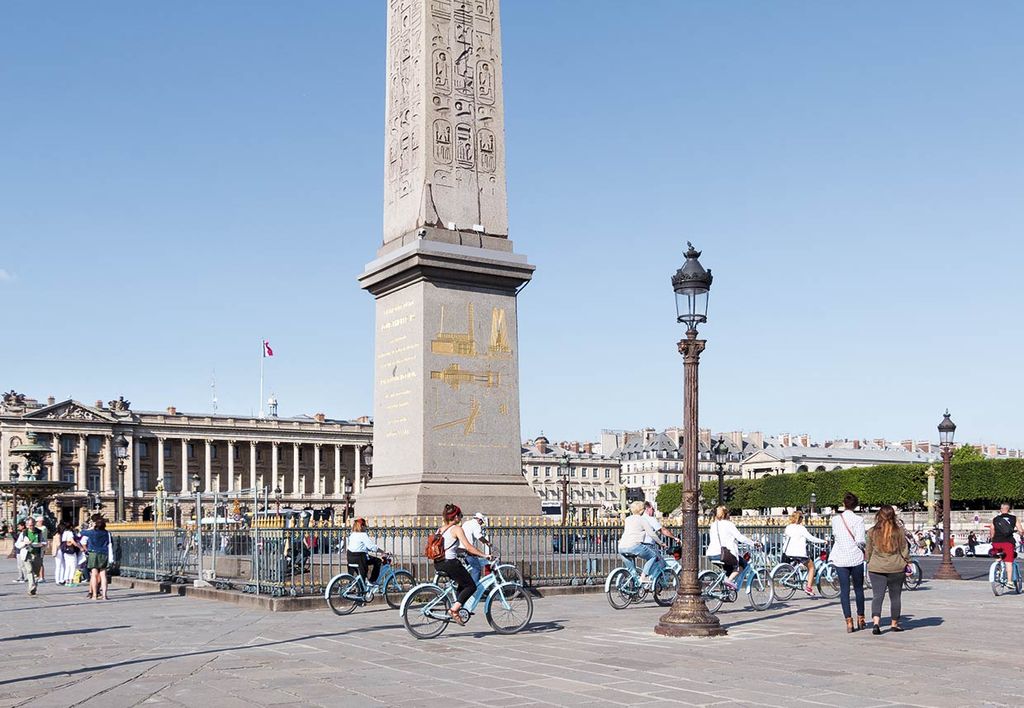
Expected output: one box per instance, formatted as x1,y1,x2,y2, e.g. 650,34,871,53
485,582,534,634
746,567,774,610
903,561,922,591
698,570,723,614
817,566,841,599
992,563,1009,597
325,574,361,616
384,569,416,609
770,564,797,601
653,568,679,607
605,568,634,610
495,563,524,586
402,584,451,639
1015,566,1023,595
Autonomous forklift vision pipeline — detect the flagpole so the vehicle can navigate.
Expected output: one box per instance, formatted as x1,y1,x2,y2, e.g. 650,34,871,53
259,338,265,418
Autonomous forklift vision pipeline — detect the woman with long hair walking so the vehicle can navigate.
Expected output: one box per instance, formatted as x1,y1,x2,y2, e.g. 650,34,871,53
830,492,867,632
866,504,911,634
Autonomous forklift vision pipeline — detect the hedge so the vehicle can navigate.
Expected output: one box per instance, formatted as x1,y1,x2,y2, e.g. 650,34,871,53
654,459,1024,514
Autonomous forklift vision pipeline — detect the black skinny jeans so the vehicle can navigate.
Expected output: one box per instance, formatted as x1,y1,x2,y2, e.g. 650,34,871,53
835,564,865,619
347,552,381,583
435,558,476,605
869,571,904,622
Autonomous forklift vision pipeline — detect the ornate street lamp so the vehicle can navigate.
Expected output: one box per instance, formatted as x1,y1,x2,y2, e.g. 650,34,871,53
274,484,283,514
712,437,729,505
558,453,571,525
809,492,817,518
9,467,19,522
656,243,725,638
342,479,354,524
934,410,962,580
113,432,129,522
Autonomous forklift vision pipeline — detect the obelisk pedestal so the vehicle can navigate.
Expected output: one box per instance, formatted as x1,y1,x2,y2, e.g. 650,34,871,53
357,0,539,517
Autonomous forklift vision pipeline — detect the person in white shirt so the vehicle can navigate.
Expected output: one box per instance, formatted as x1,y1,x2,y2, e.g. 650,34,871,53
460,512,489,583
829,492,867,632
618,501,665,583
641,502,679,580
706,506,757,589
346,518,383,587
782,510,827,596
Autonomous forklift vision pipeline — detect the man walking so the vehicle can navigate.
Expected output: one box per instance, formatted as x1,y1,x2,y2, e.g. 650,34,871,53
14,517,45,595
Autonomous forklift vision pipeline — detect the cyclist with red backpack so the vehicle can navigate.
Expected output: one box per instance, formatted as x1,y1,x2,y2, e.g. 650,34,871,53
989,503,1024,582
428,504,490,625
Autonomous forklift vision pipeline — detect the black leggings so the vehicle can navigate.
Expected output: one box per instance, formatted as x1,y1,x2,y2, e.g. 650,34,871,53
347,552,381,583
835,564,865,619
869,571,904,622
435,558,476,605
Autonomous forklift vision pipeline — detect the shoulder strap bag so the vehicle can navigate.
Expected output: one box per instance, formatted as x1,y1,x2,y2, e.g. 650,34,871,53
839,513,865,551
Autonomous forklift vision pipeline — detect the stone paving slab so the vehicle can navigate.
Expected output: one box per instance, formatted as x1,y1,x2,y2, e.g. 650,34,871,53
1,558,1019,707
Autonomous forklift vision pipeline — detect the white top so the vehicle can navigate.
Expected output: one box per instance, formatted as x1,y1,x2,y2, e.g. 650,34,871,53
641,514,663,545
706,520,754,557
461,518,485,550
346,532,379,554
619,515,661,550
441,525,460,560
60,530,75,548
782,524,825,558
829,510,866,567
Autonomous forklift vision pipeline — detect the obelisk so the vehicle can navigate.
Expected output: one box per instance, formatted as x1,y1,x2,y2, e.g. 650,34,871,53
357,0,539,517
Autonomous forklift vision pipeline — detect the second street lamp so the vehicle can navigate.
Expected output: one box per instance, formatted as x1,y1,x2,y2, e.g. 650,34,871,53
934,410,962,580
113,432,129,522
809,492,817,518
712,437,729,506
656,243,725,638
558,453,571,525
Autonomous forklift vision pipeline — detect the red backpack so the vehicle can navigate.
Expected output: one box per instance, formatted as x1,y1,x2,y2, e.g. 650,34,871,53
424,523,455,561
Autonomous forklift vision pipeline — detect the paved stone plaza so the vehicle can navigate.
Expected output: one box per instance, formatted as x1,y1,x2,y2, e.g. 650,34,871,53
1,558,1019,707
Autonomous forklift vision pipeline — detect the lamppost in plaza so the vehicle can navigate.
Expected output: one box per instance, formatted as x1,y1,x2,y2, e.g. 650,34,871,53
656,243,725,638
342,479,354,524
113,432,129,522
9,467,19,522
558,453,571,525
809,492,817,518
712,437,729,505
934,411,962,580
925,466,937,527
191,471,201,522
274,485,283,514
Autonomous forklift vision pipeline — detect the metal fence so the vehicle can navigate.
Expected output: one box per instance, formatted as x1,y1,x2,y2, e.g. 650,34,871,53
111,518,834,597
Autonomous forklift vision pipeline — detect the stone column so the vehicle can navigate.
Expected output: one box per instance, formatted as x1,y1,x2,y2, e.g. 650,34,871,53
314,443,322,497
157,437,166,491
292,443,300,498
181,438,189,493
333,445,341,499
103,434,114,493
227,440,236,492
354,444,362,495
52,433,61,481
249,441,258,490
204,440,213,492
271,442,279,493
132,437,142,495
78,434,89,490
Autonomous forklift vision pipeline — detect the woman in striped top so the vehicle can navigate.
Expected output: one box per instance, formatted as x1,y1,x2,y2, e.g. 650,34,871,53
830,492,867,632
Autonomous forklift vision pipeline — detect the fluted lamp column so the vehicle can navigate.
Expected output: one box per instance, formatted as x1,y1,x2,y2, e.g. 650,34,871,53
933,410,962,580
655,242,726,638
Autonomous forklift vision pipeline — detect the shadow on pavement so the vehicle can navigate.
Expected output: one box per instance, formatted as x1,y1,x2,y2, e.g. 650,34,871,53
1,626,131,642
721,599,839,629
903,615,944,629
0,592,172,613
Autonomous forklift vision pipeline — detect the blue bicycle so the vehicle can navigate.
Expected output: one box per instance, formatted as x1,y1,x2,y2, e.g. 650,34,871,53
989,550,1023,596
325,554,416,614
604,548,681,609
699,546,775,613
400,555,533,639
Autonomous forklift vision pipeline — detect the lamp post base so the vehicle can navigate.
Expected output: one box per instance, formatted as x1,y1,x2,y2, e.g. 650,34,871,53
654,595,727,637
933,561,962,580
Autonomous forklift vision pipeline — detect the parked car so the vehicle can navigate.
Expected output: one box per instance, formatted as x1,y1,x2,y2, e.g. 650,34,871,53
950,542,991,557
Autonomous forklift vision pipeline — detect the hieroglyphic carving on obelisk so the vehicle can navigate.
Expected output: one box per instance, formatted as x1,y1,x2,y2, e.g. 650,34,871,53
383,0,508,245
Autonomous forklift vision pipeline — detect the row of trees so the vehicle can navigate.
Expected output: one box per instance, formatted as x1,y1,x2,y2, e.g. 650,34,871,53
655,459,1024,515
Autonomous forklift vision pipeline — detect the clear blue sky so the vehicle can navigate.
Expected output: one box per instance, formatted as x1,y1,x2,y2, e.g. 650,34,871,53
2,2,1022,448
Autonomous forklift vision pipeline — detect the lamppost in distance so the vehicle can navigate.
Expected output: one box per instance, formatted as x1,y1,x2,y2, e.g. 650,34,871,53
712,437,729,505
558,453,571,525
113,432,129,522
934,410,962,580
342,479,354,524
655,242,725,638
809,492,817,518
274,485,283,515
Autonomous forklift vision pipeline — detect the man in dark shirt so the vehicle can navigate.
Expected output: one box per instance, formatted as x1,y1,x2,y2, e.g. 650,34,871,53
988,503,1024,583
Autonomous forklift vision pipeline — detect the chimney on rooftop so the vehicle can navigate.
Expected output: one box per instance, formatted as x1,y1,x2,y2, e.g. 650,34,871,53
167,406,177,415
47,396,55,406
95,400,104,409
570,441,580,453
583,442,593,454
314,412,326,423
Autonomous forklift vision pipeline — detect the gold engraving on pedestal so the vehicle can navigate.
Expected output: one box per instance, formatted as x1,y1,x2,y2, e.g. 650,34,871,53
431,304,476,356
432,399,480,435
487,307,511,357
498,403,509,416
429,363,500,390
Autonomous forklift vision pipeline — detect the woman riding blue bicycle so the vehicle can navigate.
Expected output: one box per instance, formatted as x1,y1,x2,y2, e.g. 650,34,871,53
707,505,757,590
434,504,490,625
347,517,383,587
618,500,665,584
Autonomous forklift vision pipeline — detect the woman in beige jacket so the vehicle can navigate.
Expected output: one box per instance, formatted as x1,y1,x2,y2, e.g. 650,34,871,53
865,505,911,635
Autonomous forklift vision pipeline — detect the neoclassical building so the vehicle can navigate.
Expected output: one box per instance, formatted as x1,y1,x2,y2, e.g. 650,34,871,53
0,391,372,522
521,436,622,521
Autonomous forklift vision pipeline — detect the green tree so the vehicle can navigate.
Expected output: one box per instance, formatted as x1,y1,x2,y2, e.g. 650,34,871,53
952,445,985,464
656,483,682,516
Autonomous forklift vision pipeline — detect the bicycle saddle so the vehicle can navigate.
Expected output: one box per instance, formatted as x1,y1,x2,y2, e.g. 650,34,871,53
621,553,640,562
